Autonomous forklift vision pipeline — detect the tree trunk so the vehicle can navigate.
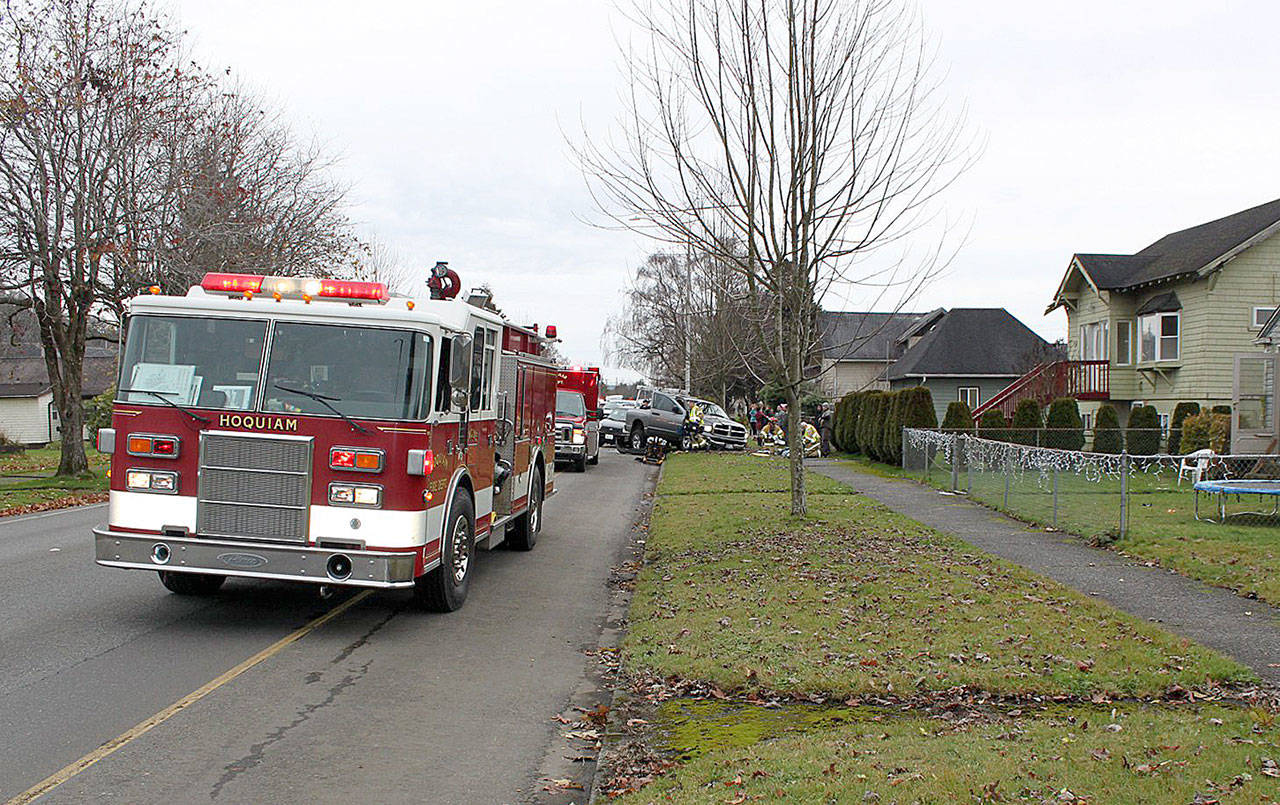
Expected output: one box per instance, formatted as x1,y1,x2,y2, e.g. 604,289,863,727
54,363,89,476
785,384,806,517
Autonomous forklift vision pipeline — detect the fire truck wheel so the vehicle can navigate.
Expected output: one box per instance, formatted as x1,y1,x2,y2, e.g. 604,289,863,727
506,468,542,551
574,455,587,472
157,570,226,596
414,491,476,612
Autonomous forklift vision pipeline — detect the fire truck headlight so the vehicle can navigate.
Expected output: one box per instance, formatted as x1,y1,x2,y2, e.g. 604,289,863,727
126,469,178,494
572,428,585,444
328,482,382,508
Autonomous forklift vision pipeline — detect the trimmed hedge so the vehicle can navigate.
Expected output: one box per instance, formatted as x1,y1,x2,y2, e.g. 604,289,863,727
1168,401,1200,455
858,392,886,462
1010,398,1042,446
1044,397,1084,451
1179,412,1212,454
1093,404,1122,454
881,392,906,465
941,400,974,432
839,391,864,453
978,409,1008,441
1125,404,1161,455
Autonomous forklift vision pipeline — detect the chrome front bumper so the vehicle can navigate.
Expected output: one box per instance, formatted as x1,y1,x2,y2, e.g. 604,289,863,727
93,527,418,589
555,444,586,458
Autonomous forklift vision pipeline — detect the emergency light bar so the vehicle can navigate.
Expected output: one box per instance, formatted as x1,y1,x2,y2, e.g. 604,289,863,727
200,273,389,304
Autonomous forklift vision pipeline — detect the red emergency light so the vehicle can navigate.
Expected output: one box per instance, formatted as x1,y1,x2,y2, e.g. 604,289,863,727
202,273,264,294
199,273,389,304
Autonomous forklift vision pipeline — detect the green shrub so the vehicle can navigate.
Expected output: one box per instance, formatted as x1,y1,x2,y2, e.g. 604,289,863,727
1209,413,1232,453
84,385,115,439
1167,401,1200,455
858,391,884,460
881,391,905,465
1044,397,1084,450
1010,398,1042,445
899,386,938,430
837,391,862,453
941,401,974,432
1179,412,1213,454
1125,404,1161,455
1093,404,1122,453
977,409,1008,441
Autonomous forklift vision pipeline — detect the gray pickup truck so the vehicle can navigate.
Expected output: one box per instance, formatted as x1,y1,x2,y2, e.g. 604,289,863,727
623,390,747,451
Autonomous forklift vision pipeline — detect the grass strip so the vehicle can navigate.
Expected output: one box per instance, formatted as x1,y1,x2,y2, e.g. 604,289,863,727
616,701,1279,803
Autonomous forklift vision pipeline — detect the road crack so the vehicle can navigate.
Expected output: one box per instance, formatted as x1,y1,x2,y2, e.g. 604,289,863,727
208,607,399,800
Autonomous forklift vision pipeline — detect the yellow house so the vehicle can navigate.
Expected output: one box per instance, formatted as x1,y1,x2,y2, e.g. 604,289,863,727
1047,198,1280,452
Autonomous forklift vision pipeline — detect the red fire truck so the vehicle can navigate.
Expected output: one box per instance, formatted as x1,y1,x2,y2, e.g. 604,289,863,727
554,367,601,471
93,272,558,612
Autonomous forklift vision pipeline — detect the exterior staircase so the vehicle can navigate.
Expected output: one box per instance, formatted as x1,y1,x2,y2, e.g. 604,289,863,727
972,360,1109,420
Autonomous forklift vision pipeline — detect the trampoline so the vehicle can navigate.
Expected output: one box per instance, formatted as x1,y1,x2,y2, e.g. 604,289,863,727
1193,479,1280,522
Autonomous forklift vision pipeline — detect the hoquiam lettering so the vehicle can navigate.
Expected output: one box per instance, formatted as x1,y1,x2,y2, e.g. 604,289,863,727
217,414,300,432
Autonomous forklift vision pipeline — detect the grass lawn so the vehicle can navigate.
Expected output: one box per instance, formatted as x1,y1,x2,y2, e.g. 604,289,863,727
612,453,1273,803
619,700,1280,804
628,455,1250,699
0,442,108,475
0,443,109,515
897,450,1280,606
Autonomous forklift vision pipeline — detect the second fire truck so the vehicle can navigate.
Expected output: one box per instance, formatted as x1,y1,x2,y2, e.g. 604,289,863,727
94,271,558,612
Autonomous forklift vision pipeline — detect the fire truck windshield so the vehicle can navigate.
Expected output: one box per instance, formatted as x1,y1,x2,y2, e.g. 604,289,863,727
263,322,432,421
118,315,268,410
555,390,586,419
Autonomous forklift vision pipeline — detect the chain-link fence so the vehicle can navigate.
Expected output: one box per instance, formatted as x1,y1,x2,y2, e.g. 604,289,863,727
902,428,1280,539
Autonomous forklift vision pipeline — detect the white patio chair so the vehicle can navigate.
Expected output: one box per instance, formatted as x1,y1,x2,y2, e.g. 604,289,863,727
1178,449,1215,486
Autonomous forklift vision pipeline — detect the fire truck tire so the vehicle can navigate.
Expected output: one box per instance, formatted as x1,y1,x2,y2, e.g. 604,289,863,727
574,455,587,472
506,468,542,551
414,491,476,612
157,570,226,596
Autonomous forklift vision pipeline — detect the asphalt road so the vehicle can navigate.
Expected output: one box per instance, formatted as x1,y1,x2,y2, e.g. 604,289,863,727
0,452,653,804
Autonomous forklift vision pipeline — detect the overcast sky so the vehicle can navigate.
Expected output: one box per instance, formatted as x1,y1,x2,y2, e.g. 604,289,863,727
170,1,1280,382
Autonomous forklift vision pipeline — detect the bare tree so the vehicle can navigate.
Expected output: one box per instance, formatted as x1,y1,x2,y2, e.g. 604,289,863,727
606,246,765,407
578,0,972,514
350,234,418,294
0,0,357,474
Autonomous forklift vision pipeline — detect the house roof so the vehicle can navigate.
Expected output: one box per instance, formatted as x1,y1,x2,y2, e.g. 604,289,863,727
0,381,50,398
1053,197,1280,306
0,355,117,398
817,310,928,362
1134,291,1182,316
886,308,1049,380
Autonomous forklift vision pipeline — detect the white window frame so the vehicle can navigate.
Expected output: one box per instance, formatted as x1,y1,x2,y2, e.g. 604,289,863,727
1253,306,1277,329
1079,321,1108,361
1115,320,1132,366
957,386,980,409
1081,411,1093,431
1138,312,1180,363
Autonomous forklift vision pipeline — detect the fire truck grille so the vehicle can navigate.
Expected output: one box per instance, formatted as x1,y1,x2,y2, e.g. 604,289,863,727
557,425,572,443
197,432,313,543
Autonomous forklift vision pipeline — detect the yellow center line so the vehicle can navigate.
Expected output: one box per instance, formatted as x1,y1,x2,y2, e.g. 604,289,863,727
6,589,373,805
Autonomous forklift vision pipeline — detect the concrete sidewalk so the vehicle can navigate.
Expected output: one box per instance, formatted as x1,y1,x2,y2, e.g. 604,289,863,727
810,459,1280,686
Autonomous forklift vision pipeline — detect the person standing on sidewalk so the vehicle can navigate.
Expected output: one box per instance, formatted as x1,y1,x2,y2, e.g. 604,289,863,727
818,402,834,456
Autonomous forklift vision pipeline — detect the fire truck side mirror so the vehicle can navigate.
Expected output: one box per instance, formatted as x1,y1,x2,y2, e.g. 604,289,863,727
449,334,473,411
